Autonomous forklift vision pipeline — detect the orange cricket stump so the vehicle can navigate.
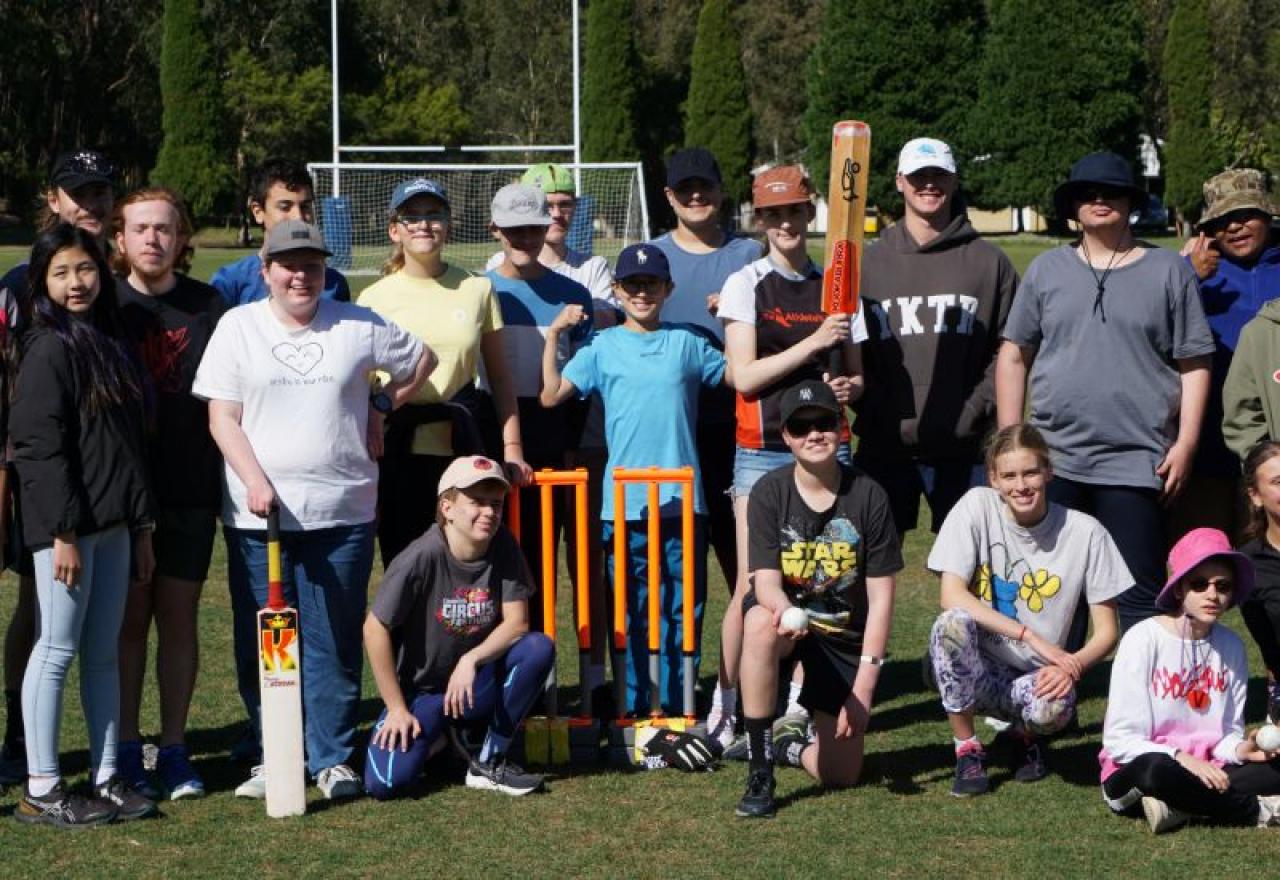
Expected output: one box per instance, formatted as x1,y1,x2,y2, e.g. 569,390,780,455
507,469,598,764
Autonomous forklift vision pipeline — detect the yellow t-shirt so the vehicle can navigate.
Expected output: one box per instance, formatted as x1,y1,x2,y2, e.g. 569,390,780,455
358,265,502,455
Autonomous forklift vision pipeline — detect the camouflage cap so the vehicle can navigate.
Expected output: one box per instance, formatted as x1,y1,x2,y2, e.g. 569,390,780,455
1199,168,1279,228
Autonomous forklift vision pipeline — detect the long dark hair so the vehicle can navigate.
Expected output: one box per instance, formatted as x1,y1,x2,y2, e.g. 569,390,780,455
1244,440,1280,543
24,223,142,414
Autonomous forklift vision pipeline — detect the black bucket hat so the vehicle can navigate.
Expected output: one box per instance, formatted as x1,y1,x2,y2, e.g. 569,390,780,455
1052,151,1149,221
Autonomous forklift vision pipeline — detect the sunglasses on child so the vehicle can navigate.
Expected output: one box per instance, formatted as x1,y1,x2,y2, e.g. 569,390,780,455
1075,184,1129,203
1185,576,1234,595
784,413,839,435
395,212,449,227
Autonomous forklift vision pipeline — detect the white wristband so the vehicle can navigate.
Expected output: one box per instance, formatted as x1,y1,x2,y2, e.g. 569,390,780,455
858,655,883,666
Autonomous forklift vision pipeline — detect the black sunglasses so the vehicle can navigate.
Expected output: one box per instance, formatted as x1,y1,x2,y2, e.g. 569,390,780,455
784,413,839,435
1186,576,1234,595
1075,184,1129,203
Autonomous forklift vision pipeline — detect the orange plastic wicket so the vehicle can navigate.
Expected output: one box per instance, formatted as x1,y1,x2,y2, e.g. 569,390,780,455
610,466,697,722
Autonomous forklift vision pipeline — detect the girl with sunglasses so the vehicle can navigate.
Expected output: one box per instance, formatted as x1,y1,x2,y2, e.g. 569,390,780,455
927,423,1126,796
1101,527,1280,832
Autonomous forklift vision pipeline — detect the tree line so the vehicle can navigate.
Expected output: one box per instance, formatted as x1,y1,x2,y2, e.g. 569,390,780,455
0,0,1274,231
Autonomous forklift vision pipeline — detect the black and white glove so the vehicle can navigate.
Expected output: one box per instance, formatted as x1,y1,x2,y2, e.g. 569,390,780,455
643,729,717,772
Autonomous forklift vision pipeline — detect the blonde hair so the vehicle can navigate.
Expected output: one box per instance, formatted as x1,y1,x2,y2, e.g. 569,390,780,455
109,187,196,275
984,423,1053,474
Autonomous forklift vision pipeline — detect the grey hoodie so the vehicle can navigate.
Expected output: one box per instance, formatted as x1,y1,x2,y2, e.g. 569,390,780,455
854,214,1018,460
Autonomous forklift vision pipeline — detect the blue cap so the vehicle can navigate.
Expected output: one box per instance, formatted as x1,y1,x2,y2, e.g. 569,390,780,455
388,178,450,214
666,148,722,188
614,243,670,281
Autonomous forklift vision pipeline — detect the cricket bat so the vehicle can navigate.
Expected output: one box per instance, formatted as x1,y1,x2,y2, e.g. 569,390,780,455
821,120,871,378
258,507,306,817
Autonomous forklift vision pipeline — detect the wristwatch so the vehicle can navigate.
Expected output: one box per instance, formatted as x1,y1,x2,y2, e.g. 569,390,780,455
370,391,393,415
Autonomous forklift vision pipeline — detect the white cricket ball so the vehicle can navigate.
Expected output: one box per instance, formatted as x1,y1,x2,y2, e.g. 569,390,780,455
1257,724,1280,752
781,606,810,633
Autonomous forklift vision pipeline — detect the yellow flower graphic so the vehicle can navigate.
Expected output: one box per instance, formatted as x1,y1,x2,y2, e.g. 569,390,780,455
971,564,992,602
1019,569,1061,613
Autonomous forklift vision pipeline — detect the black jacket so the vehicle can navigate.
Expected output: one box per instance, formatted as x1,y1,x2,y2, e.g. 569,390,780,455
11,326,153,549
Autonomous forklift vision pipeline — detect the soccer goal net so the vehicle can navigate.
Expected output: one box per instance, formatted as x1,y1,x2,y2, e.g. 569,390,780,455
307,162,650,276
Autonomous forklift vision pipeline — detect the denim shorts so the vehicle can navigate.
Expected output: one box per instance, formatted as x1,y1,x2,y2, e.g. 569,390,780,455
732,444,851,499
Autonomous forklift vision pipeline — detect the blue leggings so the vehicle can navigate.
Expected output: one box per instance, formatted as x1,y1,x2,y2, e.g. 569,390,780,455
23,526,131,779
364,632,553,799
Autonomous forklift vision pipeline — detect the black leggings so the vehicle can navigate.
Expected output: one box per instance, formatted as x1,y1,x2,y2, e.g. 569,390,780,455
1241,591,1280,680
1103,752,1280,826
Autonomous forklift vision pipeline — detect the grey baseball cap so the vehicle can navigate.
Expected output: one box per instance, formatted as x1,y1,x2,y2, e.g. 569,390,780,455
263,219,332,258
491,183,552,228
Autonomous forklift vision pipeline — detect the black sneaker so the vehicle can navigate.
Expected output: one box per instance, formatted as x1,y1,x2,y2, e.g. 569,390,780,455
465,757,544,796
15,780,117,829
1013,736,1048,783
94,776,158,821
951,746,990,797
735,768,777,818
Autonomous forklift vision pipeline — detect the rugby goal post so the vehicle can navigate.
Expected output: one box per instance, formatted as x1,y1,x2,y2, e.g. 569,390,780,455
307,161,651,275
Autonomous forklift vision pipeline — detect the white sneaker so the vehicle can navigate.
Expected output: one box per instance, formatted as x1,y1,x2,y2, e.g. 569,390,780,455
1142,796,1189,834
234,765,266,799
1257,794,1280,827
316,764,362,800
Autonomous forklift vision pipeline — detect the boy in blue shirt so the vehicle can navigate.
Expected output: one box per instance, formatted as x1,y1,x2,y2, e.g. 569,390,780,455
210,158,351,307
541,243,725,716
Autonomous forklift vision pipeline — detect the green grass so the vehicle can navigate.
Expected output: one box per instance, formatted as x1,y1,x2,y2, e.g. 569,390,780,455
1,233,1276,876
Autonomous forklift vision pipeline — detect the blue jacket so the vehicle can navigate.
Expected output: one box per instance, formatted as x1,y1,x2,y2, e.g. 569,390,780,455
1193,244,1280,474
209,253,350,307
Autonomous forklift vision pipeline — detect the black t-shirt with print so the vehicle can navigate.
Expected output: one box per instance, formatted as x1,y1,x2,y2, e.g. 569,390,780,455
747,463,902,648
370,524,534,696
116,274,225,509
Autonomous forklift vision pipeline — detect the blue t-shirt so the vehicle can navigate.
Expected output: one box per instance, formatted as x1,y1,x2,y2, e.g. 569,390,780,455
650,232,764,341
562,323,725,520
486,269,593,398
209,253,351,308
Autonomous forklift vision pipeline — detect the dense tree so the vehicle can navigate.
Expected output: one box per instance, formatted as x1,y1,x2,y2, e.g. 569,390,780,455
739,0,823,165
967,0,1144,221
582,0,640,161
224,50,332,183
1163,0,1223,223
1209,0,1280,171
684,0,753,201
804,0,984,214
345,70,472,148
152,0,233,216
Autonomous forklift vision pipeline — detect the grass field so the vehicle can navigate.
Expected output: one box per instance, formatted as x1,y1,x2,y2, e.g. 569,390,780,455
2,235,1278,877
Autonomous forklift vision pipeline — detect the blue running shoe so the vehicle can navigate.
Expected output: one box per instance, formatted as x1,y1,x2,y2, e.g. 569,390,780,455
117,740,159,800
156,743,205,800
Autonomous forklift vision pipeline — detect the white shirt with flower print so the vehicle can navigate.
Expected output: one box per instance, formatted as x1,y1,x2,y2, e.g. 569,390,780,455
927,487,1133,672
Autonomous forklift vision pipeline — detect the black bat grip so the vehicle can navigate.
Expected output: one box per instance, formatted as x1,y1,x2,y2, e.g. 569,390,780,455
828,346,844,379
267,506,280,543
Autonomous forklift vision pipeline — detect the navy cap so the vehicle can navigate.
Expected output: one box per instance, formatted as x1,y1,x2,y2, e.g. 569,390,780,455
50,149,115,191
614,243,670,281
389,178,450,214
1052,152,1149,220
666,148,722,188
779,380,841,425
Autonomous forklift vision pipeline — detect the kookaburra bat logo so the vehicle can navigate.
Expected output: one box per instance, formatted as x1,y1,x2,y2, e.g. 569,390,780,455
841,158,860,203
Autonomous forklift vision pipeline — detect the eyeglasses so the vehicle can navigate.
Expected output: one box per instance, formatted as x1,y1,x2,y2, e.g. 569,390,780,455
395,213,449,227
617,278,667,295
784,414,839,435
1076,185,1129,203
1186,576,1234,595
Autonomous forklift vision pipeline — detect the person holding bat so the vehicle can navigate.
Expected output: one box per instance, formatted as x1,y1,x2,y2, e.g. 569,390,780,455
193,220,433,802
708,165,867,751
856,137,1019,538
733,380,901,819
363,455,553,799
1195,170,1280,527
1100,528,1280,833
997,151,1213,634
11,224,157,827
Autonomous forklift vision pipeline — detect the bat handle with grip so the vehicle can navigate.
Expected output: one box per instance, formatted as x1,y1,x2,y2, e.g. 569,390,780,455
828,346,844,380
266,506,284,611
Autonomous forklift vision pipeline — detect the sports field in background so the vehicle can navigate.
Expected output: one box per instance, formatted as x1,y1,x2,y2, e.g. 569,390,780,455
2,234,1277,877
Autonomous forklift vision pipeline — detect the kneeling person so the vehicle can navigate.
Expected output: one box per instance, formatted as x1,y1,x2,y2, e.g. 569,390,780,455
363,456,553,799
736,381,902,818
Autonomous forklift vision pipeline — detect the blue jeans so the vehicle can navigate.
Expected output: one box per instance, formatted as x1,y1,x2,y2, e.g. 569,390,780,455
225,523,375,775
603,516,707,717
364,633,553,799
24,525,131,779
854,455,986,535
1048,479,1163,636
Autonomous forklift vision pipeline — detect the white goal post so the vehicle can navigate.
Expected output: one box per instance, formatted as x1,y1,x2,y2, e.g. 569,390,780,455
307,161,651,276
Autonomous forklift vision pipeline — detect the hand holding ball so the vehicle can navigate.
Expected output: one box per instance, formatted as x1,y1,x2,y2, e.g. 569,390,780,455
1256,724,1280,753
780,606,810,634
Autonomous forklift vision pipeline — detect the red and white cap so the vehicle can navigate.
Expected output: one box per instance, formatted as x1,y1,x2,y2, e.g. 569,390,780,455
437,455,510,497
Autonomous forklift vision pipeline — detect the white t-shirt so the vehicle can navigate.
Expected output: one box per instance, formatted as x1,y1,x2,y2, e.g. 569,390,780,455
927,487,1132,671
192,299,423,530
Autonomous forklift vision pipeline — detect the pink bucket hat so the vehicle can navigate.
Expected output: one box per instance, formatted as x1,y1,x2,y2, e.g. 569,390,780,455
1157,527,1255,611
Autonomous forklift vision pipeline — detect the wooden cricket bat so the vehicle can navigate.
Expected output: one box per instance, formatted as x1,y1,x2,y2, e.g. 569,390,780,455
821,120,871,378
258,507,306,817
